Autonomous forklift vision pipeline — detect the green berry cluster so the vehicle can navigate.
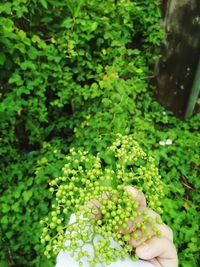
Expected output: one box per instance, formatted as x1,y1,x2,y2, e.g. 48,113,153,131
40,134,164,266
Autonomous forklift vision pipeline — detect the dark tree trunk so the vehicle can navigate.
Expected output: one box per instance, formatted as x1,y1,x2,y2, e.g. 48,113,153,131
155,0,200,118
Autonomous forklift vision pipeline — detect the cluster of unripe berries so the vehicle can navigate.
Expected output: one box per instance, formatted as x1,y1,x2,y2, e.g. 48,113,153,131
40,134,164,266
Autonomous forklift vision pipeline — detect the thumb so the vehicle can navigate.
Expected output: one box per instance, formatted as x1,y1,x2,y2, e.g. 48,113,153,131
125,186,146,211
136,237,178,267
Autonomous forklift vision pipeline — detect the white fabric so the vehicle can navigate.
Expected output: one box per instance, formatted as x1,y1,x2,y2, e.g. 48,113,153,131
55,214,154,267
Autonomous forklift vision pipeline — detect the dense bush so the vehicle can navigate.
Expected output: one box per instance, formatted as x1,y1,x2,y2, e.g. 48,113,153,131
0,0,162,155
0,1,199,267
0,139,69,266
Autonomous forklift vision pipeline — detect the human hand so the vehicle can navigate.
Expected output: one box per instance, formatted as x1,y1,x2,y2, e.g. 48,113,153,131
91,186,178,267
126,186,178,267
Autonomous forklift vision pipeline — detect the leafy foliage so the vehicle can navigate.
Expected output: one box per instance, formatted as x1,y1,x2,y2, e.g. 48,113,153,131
0,0,199,267
0,139,68,266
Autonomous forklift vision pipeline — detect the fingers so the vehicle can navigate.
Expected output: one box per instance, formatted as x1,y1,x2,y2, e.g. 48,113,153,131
119,221,136,235
120,186,146,235
156,223,173,242
147,209,173,242
118,188,146,234
128,208,173,250
149,258,162,267
129,230,147,248
125,186,146,211
146,209,160,220
91,199,101,208
87,200,102,220
136,236,178,267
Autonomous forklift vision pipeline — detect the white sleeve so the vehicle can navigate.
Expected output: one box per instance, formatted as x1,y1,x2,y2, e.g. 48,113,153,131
55,214,155,267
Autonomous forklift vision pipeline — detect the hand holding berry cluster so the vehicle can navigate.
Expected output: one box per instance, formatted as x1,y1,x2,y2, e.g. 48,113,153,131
40,134,164,267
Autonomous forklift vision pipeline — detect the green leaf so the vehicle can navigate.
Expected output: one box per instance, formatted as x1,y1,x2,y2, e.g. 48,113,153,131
47,0,64,7
135,68,143,74
1,17,13,31
0,52,5,65
13,187,22,199
132,49,140,55
5,231,13,239
0,3,11,14
8,73,23,86
31,35,47,49
27,178,33,186
102,98,111,107
23,191,33,202
12,203,20,212
101,151,115,165
27,47,38,59
90,22,98,32
61,18,73,28
26,119,40,135
40,0,48,9
20,60,36,70
18,29,26,39
0,260,10,267
2,204,10,213
1,216,9,225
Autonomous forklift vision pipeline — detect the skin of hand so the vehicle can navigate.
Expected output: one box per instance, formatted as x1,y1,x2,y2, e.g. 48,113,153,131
126,186,178,267
91,186,178,267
